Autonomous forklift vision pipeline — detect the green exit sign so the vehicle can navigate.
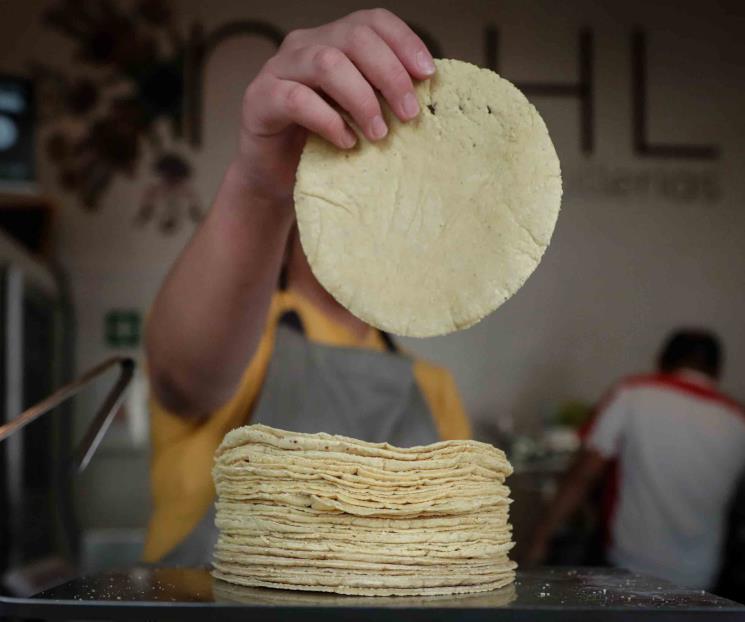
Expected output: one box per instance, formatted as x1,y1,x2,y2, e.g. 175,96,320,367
105,309,141,348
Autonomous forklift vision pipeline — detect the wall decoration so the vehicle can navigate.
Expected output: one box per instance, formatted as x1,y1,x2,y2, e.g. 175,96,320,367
135,152,201,234
34,0,200,229
32,2,443,231
32,1,291,232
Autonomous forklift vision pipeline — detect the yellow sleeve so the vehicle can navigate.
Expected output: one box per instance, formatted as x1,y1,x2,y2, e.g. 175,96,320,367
143,297,281,562
413,360,472,440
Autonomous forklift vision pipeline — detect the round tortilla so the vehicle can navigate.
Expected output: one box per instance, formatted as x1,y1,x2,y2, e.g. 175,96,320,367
212,577,517,606
294,58,562,337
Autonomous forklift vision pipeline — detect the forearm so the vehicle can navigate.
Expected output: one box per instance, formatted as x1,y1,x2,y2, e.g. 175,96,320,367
534,475,591,543
532,451,608,547
146,160,294,416
146,9,436,416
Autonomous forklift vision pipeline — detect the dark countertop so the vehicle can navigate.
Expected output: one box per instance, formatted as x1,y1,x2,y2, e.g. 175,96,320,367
1,565,743,621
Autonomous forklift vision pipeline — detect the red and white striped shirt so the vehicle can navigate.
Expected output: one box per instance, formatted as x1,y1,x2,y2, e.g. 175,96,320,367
585,370,745,588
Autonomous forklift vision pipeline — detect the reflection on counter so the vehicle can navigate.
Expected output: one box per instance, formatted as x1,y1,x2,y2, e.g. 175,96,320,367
23,566,740,613
213,578,517,608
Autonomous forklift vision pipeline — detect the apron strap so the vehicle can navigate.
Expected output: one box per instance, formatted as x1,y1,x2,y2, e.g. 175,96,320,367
278,310,398,354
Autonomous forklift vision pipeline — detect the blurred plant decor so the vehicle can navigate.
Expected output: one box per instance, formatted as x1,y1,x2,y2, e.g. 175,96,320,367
30,2,435,234
33,0,202,233
554,400,593,429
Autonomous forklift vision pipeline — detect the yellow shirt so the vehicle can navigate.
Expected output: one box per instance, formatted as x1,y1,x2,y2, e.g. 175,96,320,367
143,290,471,562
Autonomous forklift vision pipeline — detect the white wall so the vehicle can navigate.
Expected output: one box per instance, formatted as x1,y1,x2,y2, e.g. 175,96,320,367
1,0,744,527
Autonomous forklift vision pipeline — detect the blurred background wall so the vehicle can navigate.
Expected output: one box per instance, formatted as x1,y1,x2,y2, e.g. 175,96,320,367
0,0,743,542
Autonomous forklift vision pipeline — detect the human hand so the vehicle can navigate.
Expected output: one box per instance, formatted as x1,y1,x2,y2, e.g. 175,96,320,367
233,8,436,205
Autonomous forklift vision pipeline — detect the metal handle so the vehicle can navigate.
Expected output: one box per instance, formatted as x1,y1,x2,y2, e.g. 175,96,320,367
0,356,136,474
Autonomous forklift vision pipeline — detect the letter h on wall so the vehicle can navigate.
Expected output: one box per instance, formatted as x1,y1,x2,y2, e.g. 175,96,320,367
484,27,594,154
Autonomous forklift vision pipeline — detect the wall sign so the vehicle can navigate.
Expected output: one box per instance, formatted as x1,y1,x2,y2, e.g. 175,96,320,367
35,1,723,217
104,309,141,349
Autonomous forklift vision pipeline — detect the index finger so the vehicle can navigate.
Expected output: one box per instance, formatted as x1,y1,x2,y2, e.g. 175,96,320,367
349,9,436,80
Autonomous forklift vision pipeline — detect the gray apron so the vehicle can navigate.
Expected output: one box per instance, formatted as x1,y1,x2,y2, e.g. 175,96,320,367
161,311,439,565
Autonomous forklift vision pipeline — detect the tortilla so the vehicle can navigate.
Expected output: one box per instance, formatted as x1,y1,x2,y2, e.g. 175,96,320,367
212,424,516,596
212,570,515,597
294,58,562,337
212,578,518,606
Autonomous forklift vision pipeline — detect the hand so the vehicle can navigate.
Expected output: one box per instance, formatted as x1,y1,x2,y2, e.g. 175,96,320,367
233,8,436,205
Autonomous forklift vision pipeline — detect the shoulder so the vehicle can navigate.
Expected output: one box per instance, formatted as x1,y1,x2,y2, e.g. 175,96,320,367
615,373,745,419
617,373,665,391
590,375,652,410
579,375,649,439
602,373,674,400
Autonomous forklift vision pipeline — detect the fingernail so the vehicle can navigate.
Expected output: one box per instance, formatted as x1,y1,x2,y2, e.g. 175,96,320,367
401,92,419,119
417,51,436,75
369,115,388,140
341,129,357,149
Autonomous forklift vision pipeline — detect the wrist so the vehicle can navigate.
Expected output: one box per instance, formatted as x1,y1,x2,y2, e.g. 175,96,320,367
222,157,295,226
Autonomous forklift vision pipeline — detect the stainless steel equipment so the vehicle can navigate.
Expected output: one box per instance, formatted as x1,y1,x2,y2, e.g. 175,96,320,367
0,353,135,595
0,246,70,590
0,356,135,472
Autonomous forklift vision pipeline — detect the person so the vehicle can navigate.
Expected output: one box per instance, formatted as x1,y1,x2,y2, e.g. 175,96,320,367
525,329,745,589
142,9,471,565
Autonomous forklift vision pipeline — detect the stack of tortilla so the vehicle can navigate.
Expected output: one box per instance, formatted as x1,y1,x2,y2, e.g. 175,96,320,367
212,424,516,596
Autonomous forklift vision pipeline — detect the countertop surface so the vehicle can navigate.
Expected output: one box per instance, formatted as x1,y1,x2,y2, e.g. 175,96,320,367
1,565,743,621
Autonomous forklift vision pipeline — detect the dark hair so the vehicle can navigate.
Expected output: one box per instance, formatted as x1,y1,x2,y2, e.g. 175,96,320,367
658,329,723,379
